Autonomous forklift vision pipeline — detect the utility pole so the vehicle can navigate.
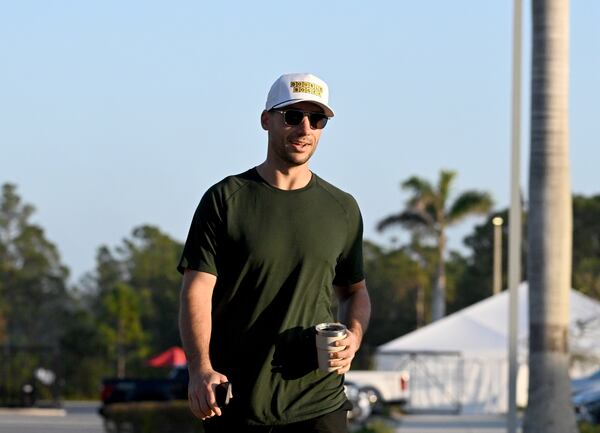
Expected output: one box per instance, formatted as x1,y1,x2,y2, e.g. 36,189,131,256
492,216,504,295
507,0,523,431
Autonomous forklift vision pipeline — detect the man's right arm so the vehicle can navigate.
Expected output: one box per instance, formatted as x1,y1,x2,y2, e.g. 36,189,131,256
179,269,228,419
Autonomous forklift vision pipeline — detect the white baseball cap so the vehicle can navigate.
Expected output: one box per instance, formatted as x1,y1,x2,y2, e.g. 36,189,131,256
265,73,335,118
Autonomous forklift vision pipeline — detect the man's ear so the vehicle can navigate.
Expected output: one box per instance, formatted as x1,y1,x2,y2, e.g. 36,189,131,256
260,110,270,131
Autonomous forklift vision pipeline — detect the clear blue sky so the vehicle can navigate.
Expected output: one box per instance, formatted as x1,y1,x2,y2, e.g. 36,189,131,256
1,1,598,283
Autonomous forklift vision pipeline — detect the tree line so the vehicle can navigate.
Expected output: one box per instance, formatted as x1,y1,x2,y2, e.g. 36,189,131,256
1,178,599,398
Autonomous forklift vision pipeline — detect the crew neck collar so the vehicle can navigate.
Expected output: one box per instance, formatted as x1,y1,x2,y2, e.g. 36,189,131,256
251,167,316,192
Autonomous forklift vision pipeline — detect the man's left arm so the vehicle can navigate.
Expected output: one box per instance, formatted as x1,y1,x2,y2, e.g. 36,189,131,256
331,279,371,374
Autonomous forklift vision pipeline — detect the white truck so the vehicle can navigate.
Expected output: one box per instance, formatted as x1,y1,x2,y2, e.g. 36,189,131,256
345,370,410,410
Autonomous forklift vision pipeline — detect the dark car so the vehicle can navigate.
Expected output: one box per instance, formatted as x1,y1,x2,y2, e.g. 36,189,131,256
572,368,600,395
100,367,188,409
572,368,600,424
573,382,600,424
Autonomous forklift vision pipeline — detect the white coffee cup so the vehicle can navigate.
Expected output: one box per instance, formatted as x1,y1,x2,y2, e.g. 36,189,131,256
315,323,347,372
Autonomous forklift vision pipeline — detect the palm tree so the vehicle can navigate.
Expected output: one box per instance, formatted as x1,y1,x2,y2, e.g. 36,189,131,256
523,1,577,432
378,170,492,321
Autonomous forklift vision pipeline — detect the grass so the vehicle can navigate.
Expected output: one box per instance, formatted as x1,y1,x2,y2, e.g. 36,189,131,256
351,418,396,433
580,422,600,433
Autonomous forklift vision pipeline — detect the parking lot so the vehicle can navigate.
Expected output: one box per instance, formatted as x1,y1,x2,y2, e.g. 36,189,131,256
0,402,523,433
393,413,520,433
0,402,103,433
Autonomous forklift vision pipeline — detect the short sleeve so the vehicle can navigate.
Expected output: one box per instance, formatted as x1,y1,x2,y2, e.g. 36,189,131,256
332,198,365,286
177,187,223,276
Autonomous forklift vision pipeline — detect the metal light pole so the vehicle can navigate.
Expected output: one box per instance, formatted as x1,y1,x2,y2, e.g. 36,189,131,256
492,217,504,295
507,0,523,431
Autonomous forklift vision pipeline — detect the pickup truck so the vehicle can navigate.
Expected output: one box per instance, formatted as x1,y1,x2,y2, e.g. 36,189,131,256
345,370,410,410
100,367,187,407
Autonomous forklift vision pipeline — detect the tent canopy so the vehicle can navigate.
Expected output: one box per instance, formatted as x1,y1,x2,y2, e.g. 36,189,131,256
375,283,600,414
146,346,187,368
378,282,600,360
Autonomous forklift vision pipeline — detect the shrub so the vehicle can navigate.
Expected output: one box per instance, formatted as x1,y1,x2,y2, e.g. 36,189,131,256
101,400,204,433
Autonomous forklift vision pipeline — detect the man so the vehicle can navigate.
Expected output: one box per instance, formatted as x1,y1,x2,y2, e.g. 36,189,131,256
178,73,371,433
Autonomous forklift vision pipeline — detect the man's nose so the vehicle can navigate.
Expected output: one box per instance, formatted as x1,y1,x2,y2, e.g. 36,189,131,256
296,115,312,133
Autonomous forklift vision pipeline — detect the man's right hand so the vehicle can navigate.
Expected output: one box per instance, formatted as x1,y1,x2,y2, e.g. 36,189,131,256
188,369,230,420
179,270,223,420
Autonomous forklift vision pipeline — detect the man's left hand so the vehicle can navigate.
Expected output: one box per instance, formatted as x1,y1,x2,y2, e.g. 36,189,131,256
329,329,361,374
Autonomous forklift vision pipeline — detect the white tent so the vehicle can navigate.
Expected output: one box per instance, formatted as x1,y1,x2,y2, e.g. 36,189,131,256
375,282,600,414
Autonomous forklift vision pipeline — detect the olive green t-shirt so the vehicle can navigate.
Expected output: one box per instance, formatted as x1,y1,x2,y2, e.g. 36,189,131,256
177,168,364,425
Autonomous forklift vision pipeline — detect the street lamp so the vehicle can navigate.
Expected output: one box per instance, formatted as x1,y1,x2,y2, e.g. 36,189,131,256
492,216,504,295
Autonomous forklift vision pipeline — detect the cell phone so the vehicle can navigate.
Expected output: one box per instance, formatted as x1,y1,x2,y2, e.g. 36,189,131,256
215,382,232,408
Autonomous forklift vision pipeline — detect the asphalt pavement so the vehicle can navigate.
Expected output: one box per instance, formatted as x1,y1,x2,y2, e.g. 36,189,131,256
0,401,103,433
390,413,521,433
0,402,523,433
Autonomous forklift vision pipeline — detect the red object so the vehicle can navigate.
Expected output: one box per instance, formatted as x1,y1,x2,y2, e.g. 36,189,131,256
146,346,187,367
100,383,115,402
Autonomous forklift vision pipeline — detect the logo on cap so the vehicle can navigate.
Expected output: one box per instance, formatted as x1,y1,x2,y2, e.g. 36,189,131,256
290,81,323,98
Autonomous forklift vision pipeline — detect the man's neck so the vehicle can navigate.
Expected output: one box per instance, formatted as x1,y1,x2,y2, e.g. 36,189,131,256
255,162,312,191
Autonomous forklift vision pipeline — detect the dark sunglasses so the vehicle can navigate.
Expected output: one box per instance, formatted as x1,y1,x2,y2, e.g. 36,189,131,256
270,109,329,130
